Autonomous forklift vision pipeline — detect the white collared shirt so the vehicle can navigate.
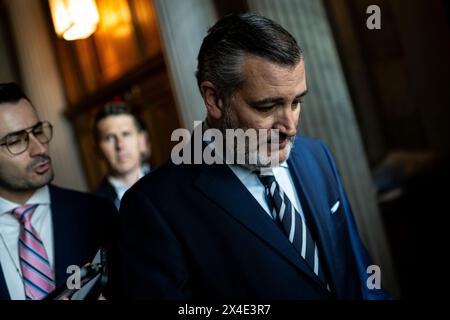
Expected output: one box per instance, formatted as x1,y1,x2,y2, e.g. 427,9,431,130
107,165,149,206
0,186,54,300
228,162,304,219
202,132,304,218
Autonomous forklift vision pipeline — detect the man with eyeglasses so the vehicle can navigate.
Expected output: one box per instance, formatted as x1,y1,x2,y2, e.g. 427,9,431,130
0,83,118,300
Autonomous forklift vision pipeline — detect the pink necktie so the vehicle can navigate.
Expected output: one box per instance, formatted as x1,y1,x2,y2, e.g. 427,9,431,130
11,204,55,300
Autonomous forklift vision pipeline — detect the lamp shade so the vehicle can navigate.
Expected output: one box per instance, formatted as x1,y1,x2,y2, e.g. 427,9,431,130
49,0,99,41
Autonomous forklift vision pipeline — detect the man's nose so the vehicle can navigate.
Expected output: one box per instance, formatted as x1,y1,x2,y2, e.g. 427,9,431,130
28,134,47,156
114,136,124,150
275,107,298,137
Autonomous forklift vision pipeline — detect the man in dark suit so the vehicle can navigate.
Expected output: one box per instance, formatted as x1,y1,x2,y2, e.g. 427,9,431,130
0,83,117,300
119,13,390,299
94,101,150,208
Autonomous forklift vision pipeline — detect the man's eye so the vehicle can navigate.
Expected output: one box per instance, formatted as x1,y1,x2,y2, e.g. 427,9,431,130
254,105,276,112
104,135,115,142
33,130,44,137
7,138,23,146
292,99,303,108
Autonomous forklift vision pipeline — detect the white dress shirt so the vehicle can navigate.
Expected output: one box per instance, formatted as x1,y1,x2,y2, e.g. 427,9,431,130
202,134,304,218
107,177,130,205
0,186,54,300
107,165,149,206
228,162,304,219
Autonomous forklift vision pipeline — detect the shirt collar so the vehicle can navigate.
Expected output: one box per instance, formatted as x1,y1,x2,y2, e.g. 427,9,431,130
0,185,50,216
228,161,290,183
107,176,128,191
107,166,146,190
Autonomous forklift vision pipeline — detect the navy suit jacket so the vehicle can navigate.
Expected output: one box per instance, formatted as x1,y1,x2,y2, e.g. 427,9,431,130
0,185,118,300
119,135,389,299
95,178,120,208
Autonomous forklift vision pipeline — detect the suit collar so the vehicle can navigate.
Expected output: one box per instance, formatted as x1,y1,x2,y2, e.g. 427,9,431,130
97,178,118,200
194,162,327,290
0,185,50,215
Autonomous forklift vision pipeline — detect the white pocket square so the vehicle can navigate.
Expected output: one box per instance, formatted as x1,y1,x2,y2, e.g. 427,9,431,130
330,200,340,214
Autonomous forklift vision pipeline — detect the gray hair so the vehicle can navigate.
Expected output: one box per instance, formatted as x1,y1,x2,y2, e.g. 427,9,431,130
196,13,303,105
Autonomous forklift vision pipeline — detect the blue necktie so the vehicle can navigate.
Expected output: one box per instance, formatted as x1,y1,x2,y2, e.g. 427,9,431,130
257,171,329,287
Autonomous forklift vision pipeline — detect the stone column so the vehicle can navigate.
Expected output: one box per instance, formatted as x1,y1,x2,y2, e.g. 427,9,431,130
154,0,217,130
248,0,398,295
5,0,87,191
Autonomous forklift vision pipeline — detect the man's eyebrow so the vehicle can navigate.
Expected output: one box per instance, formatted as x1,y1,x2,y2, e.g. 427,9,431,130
295,89,308,99
0,129,24,142
1,122,42,138
249,89,308,106
249,97,285,106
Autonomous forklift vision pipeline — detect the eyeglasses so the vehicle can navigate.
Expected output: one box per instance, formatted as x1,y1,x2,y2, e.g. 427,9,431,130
0,121,53,155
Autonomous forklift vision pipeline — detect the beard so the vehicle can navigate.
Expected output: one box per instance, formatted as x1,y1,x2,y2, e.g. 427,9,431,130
0,155,54,193
222,107,295,171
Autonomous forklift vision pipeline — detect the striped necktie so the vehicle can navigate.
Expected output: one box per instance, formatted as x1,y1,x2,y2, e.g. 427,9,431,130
257,171,328,287
10,204,55,300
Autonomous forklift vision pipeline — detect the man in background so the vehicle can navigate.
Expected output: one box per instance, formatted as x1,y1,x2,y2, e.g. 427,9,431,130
0,82,117,300
94,101,150,208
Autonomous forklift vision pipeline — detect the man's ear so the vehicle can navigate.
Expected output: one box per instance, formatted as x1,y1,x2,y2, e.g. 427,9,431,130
200,81,224,120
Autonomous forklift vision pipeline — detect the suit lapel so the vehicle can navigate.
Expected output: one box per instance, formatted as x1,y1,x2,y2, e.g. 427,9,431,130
194,163,324,287
0,263,11,300
288,149,340,292
49,186,86,286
